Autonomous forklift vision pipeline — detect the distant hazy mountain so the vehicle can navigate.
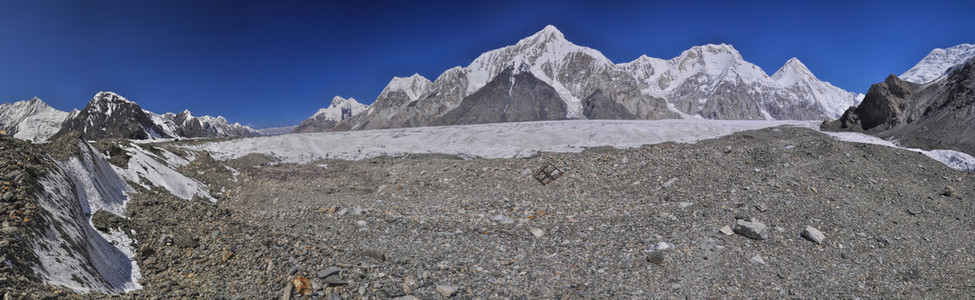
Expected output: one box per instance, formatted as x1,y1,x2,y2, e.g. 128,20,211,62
293,96,368,133
325,25,859,131
258,125,298,136
826,55,975,155
0,98,73,142
48,91,259,141
900,44,975,84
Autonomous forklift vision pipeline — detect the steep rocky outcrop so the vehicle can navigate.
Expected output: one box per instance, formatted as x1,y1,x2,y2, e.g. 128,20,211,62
582,90,637,120
825,58,975,155
430,67,567,125
45,92,259,141
51,92,177,140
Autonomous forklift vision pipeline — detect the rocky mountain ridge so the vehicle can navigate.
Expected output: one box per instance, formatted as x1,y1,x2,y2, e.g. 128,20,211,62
1,92,260,141
323,25,861,132
824,56,975,155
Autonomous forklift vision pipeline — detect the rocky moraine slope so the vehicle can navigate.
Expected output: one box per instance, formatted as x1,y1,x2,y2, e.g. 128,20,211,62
3,124,975,298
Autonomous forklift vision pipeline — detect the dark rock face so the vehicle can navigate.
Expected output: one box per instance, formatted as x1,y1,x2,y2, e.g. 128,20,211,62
825,59,975,155
431,67,567,126
294,115,339,133
334,91,415,131
855,75,918,131
51,92,175,141
582,90,637,120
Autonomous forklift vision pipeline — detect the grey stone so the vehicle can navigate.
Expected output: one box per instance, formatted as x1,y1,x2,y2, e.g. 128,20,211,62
750,255,766,265
733,219,769,240
877,235,891,247
530,227,545,238
0,192,12,202
317,268,341,279
718,225,734,236
801,226,826,244
173,233,198,248
4,170,21,181
324,274,347,286
1,221,15,234
359,249,386,261
436,284,459,298
942,186,955,197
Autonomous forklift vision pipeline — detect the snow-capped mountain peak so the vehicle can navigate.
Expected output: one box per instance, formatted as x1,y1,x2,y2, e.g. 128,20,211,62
900,43,975,84
517,24,567,46
461,25,615,118
772,57,817,85
313,96,367,119
0,97,71,142
673,44,752,76
91,91,135,105
381,74,432,101
293,96,369,133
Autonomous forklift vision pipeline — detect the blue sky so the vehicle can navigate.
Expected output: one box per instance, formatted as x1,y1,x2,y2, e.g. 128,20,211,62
1,0,973,128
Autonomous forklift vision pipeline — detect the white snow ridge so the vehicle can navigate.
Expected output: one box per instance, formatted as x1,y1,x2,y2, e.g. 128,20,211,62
31,140,216,294
33,142,141,293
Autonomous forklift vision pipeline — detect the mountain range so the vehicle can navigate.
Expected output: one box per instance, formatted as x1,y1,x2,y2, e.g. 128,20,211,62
2,26,973,144
1,91,260,141
305,25,863,132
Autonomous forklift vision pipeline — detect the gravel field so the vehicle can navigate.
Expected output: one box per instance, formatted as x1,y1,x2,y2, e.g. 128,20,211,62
6,126,975,298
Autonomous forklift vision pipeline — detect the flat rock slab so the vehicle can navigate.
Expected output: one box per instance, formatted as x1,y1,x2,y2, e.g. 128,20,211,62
801,226,826,244
733,219,769,240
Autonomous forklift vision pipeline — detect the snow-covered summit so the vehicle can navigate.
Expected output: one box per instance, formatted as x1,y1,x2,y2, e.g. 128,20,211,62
311,96,368,120
772,57,817,84
900,44,975,84
292,96,369,133
381,74,432,102
329,25,862,130
91,91,135,105
0,97,71,142
463,25,614,118
770,57,861,119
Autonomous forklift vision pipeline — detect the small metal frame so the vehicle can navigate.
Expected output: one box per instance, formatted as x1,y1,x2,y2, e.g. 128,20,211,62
533,163,564,185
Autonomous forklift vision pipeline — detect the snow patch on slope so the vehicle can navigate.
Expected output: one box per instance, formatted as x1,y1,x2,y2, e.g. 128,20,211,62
820,131,975,172
113,143,214,202
33,142,141,293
